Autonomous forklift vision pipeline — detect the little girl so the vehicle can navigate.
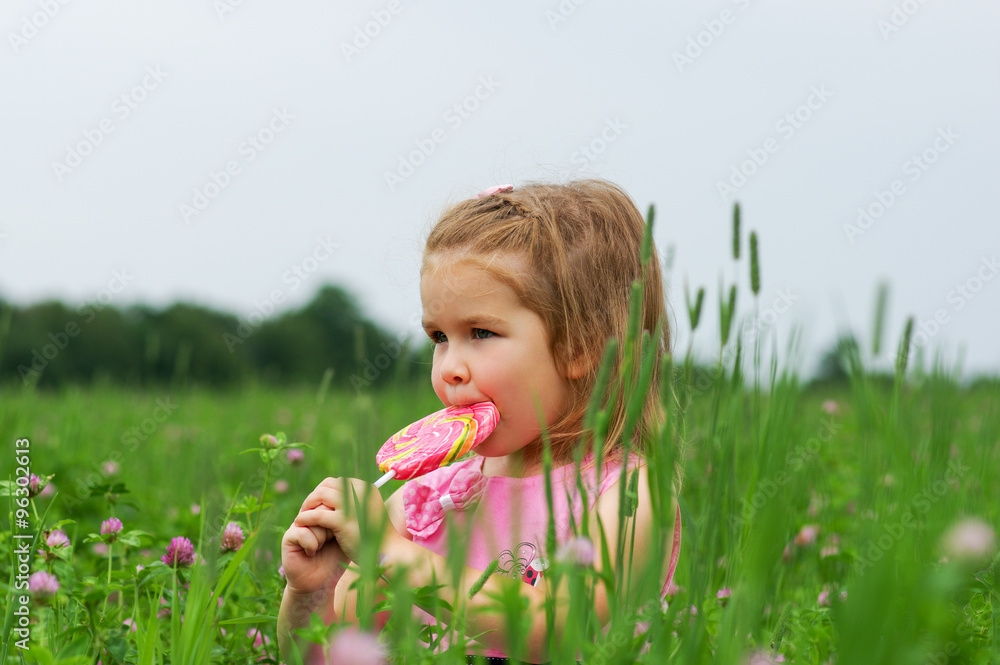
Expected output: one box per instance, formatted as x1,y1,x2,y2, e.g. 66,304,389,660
278,180,680,664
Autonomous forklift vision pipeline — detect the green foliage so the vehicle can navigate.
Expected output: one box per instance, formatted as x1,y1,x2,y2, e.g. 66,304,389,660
0,285,422,390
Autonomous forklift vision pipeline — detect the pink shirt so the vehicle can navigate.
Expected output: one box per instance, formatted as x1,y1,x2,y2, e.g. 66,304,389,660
400,453,682,659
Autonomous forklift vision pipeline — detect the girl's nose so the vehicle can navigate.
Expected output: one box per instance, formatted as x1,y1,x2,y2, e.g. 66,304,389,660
439,348,470,386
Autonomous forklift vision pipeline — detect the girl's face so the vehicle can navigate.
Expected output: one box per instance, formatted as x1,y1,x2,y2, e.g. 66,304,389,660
421,255,573,464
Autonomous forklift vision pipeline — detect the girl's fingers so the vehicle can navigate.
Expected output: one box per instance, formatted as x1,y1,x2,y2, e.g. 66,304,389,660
283,524,322,557
294,506,345,534
298,478,375,513
298,480,347,512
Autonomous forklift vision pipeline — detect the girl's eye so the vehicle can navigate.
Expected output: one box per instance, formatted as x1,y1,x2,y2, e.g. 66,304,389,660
429,331,447,344
473,328,495,340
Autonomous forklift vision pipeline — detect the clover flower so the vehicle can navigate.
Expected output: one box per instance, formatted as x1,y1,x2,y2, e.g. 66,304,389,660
47,530,70,548
556,536,595,566
327,628,388,665
942,518,997,565
220,522,245,553
162,536,195,568
27,474,47,498
29,571,60,598
101,517,123,542
794,524,820,547
745,651,779,665
287,448,305,465
248,628,271,649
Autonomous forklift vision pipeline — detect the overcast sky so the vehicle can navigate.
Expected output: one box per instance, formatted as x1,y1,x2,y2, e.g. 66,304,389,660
1,0,997,379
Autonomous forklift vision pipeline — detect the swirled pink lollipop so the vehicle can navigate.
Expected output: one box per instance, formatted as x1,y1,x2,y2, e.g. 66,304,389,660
374,402,499,488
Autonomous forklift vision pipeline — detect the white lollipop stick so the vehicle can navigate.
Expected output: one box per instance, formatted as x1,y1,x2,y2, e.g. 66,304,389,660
373,469,396,489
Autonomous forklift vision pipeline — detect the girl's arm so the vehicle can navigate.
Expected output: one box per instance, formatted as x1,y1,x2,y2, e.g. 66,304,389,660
295,468,668,663
277,485,411,663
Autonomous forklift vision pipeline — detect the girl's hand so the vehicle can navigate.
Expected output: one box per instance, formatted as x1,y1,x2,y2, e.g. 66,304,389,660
281,500,349,596
292,477,399,563
280,519,348,596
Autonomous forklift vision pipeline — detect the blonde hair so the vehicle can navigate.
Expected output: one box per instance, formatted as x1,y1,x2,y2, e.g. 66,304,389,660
422,179,668,464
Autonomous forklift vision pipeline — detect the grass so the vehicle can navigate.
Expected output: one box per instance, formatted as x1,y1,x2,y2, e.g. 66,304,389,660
2,210,999,664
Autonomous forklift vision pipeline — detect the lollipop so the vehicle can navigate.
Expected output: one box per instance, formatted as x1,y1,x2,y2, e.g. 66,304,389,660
374,402,499,488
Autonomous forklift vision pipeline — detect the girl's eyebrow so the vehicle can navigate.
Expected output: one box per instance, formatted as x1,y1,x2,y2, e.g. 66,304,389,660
462,315,505,329
421,314,506,330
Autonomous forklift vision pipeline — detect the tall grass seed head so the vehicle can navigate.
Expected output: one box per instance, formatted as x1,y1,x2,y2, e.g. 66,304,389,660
749,231,760,296
732,202,741,260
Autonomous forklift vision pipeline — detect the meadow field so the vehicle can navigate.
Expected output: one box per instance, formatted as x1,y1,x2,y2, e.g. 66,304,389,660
3,219,999,664
4,345,998,664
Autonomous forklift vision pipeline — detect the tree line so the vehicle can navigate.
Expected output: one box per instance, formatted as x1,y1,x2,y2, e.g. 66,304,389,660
0,285,425,390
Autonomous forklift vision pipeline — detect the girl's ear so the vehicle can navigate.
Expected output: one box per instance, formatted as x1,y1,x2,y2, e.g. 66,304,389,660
556,339,591,380
564,352,591,380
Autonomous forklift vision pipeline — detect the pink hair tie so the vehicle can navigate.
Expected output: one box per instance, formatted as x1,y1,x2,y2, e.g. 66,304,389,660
475,184,513,199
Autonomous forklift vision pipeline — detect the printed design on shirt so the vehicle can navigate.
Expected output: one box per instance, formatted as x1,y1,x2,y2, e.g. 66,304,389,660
496,541,548,587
